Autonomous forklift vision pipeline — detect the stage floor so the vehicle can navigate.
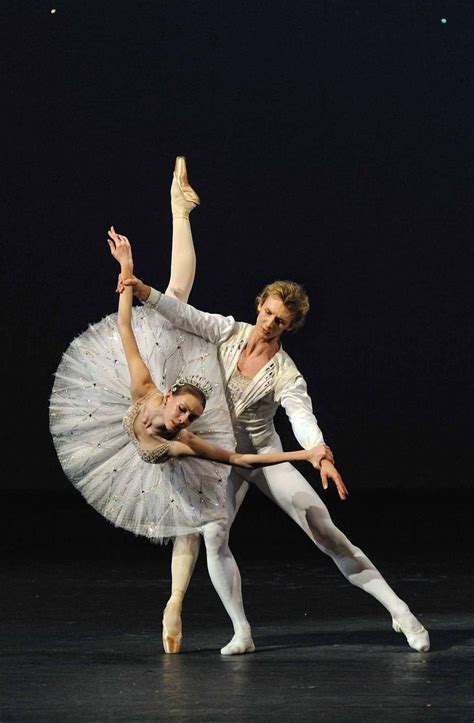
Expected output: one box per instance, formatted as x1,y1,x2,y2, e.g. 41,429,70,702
2,490,473,721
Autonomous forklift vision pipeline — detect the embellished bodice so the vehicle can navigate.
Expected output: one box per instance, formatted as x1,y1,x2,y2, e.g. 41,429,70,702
122,392,172,464
225,366,253,417
222,348,280,448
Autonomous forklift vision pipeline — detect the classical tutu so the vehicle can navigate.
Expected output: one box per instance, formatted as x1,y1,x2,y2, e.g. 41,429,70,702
49,305,236,543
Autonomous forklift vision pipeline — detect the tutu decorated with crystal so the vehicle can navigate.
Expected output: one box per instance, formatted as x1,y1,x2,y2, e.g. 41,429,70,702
49,305,236,543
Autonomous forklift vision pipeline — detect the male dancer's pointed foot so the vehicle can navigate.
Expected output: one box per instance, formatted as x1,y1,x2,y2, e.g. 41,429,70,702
162,604,183,654
220,632,256,656
392,612,430,652
172,155,200,218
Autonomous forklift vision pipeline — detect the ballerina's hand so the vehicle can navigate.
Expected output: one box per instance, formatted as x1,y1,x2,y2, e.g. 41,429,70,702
320,459,349,501
107,226,133,269
229,453,253,469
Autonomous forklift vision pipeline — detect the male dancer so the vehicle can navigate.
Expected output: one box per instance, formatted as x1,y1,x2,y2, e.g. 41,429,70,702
121,158,430,656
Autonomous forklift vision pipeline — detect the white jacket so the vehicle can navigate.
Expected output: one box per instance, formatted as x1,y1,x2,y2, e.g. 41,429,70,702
145,289,325,452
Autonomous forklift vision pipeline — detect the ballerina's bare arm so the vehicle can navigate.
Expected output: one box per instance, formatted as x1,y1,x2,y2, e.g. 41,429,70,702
166,432,344,480
166,431,252,468
107,226,155,402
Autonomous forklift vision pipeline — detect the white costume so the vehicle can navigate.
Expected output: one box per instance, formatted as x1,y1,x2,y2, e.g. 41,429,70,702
143,288,430,652
49,305,235,543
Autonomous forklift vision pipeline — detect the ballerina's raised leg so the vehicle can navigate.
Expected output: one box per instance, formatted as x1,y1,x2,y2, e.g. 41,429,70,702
161,157,254,655
161,156,201,653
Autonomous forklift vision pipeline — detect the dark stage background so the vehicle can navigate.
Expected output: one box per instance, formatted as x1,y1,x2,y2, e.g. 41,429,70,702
2,1,472,508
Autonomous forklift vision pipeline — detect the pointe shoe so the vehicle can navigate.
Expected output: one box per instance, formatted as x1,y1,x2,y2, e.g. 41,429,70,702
171,155,200,218
162,618,182,654
220,633,256,656
392,614,430,652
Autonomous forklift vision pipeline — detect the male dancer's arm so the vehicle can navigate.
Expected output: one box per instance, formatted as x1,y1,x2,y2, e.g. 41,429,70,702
279,374,348,500
121,278,236,345
278,374,325,449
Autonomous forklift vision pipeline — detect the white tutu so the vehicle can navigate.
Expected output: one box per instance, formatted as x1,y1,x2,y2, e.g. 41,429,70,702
49,305,236,543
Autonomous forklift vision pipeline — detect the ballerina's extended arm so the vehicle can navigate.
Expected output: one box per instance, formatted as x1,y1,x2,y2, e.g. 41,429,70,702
107,226,156,403
166,428,339,478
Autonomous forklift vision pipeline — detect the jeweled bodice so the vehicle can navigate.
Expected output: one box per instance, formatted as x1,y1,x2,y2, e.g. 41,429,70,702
225,366,252,417
122,392,171,464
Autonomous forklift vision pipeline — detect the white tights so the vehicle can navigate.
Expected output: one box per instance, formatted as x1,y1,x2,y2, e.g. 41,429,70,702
170,463,413,639
234,462,411,621
166,522,254,639
165,525,251,640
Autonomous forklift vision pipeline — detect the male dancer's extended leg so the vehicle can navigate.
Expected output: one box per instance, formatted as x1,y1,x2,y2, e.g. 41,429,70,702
242,461,430,652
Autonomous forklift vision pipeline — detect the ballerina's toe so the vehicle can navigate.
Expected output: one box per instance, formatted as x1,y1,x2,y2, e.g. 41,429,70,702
162,618,182,654
220,634,256,656
162,603,183,654
392,614,430,652
171,155,200,217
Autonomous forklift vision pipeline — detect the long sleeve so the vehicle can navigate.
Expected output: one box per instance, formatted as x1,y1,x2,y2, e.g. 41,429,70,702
278,374,325,449
144,287,237,345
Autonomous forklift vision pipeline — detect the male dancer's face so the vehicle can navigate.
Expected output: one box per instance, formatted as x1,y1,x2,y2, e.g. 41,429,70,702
255,295,294,342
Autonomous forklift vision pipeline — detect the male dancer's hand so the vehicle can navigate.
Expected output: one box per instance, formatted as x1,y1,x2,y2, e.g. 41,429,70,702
320,460,348,501
117,273,151,303
308,443,335,468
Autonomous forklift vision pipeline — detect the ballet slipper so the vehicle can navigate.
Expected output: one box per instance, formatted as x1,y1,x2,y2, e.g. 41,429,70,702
162,603,183,654
392,612,430,652
171,156,200,218
162,619,182,654
220,633,256,656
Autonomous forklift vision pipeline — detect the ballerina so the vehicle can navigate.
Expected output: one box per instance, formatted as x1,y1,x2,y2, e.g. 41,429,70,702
49,157,334,655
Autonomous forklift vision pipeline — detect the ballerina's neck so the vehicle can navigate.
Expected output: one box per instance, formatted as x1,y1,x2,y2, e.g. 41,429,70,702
136,398,170,438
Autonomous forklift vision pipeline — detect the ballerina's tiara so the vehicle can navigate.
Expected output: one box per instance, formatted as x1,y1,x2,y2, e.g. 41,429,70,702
171,374,213,400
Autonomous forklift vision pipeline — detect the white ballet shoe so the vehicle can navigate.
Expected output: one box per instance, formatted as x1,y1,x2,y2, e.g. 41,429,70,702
392,613,430,652
171,156,200,218
220,633,256,656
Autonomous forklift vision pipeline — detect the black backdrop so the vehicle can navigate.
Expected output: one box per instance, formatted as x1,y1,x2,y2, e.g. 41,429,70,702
3,1,472,496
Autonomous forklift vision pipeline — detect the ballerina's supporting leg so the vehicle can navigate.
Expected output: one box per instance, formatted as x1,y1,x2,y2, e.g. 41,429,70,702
162,533,201,653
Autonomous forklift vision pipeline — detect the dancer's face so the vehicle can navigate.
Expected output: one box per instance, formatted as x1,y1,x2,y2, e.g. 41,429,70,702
255,295,294,342
163,392,204,433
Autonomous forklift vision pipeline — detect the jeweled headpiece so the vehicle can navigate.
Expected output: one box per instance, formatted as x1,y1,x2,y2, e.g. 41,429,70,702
171,374,213,400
